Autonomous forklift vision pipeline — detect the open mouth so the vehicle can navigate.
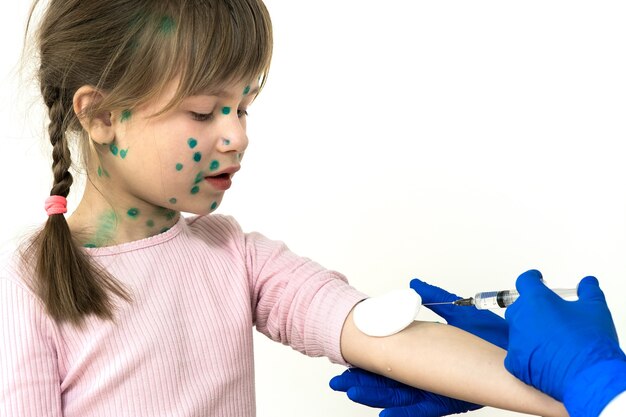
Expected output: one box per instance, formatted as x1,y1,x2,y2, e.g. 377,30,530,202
204,173,232,191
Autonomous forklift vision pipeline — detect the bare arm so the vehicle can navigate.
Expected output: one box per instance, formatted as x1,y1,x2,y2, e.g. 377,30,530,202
341,308,568,417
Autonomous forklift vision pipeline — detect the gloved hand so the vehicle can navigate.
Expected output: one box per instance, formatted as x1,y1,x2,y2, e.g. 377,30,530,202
330,278,509,416
410,278,508,350
329,368,480,417
504,269,626,417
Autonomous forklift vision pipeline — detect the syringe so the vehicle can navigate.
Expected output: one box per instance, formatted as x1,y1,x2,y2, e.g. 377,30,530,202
451,288,578,310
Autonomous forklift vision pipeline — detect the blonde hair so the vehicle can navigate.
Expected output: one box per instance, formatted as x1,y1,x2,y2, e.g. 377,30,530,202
20,0,273,326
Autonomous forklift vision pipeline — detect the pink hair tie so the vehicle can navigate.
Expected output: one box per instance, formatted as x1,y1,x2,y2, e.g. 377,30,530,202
45,195,68,216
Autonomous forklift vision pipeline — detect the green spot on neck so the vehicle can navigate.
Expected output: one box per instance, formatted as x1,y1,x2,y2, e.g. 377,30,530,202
127,208,140,218
146,219,155,228
165,210,176,220
211,201,218,211
160,226,171,233
188,138,198,149
191,185,200,194
159,16,176,34
222,107,231,115
243,85,251,95
84,243,98,248
176,163,184,171
193,152,202,162
121,109,132,122
210,160,220,171
110,144,119,156
169,198,177,204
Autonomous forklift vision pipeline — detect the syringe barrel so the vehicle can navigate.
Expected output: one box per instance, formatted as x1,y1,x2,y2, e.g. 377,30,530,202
472,288,578,310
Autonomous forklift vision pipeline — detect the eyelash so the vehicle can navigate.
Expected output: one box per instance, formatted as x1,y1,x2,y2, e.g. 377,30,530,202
190,110,249,122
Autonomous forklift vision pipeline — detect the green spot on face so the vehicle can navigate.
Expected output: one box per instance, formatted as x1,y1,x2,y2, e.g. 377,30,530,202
211,201,218,211
193,152,202,162
222,107,231,115
121,109,132,122
169,198,177,204
176,163,184,171
223,139,231,146
210,160,220,171
120,149,128,159
194,172,204,184
146,219,155,228
127,208,140,218
110,144,119,156
84,243,97,248
159,16,176,34
243,85,251,95
188,138,198,149
191,186,200,194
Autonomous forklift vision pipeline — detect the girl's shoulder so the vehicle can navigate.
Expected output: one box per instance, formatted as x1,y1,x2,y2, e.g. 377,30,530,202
185,213,246,237
0,245,39,300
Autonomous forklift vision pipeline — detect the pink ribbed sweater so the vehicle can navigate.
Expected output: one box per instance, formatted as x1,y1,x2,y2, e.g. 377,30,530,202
0,214,366,417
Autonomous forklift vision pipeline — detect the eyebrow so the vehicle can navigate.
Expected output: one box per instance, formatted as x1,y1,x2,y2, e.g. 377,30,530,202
208,86,260,100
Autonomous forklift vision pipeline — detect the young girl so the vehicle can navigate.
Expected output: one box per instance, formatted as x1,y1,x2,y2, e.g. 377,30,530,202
1,1,567,416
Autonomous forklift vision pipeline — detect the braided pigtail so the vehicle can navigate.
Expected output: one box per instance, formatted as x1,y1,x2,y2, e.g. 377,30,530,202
27,85,131,326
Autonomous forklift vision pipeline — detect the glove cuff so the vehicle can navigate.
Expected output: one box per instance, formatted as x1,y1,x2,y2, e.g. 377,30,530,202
563,358,626,417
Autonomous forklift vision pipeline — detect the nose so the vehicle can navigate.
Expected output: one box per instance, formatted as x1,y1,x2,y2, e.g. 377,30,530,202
216,113,248,154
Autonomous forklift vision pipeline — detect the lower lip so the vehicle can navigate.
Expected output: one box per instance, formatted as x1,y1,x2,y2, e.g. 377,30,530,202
205,176,232,191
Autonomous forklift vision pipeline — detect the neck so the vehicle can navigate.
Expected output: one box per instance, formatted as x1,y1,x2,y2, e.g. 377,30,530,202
67,181,179,248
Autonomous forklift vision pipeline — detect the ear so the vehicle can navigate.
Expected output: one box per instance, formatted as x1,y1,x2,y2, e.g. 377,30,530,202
73,85,114,145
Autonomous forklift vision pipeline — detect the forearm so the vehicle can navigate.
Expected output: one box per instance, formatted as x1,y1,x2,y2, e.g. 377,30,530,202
341,309,568,417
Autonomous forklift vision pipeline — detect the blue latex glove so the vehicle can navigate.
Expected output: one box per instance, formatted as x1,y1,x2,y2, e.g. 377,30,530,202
504,270,626,417
330,368,480,417
410,278,508,350
330,279,509,416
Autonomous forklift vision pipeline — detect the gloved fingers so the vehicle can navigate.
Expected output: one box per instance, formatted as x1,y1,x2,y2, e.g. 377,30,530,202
514,269,552,297
379,398,481,417
346,386,422,408
576,276,606,302
329,368,403,392
410,278,461,304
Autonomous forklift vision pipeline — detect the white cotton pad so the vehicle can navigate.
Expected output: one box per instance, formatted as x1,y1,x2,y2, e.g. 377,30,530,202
353,289,422,337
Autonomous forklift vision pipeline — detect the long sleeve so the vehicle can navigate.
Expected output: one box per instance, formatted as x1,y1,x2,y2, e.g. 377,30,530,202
0,278,63,417
243,229,366,364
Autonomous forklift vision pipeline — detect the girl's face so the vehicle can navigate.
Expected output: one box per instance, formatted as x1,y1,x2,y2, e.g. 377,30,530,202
79,78,258,242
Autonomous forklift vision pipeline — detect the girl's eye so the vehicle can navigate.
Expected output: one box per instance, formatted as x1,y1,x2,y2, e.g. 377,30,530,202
237,109,249,118
190,112,214,122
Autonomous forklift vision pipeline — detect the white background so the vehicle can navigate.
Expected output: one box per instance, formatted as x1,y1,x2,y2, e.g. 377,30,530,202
2,1,626,416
